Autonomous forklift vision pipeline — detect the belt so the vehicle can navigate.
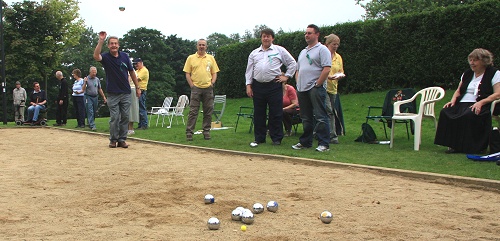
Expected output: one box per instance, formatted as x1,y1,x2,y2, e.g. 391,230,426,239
253,78,276,84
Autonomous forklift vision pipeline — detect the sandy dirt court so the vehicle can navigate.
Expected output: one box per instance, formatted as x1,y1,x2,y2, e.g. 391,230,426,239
0,128,499,240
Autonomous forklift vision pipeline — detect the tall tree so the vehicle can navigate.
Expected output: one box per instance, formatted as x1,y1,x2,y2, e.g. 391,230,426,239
121,28,177,107
4,0,84,86
206,32,238,56
164,35,197,97
355,0,481,19
60,27,104,80
229,33,242,43
252,24,270,38
3,0,84,119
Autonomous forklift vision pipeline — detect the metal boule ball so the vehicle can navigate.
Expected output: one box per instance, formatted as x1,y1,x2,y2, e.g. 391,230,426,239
119,6,125,11
231,209,242,221
320,211,333,224
204,194,215,204
241,209,254,224
266,201,279,212
207,217,220,230
252,203,264,214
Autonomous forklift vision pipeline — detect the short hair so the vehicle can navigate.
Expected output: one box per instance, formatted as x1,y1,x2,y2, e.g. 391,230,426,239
55,71,63,77
33,82,40,87
89,66,97,72
72,69,82,78
307,24,320,34
468,48,494,67
197,39,207,46
324,34,340,45
260,28,275,38
108,36,119,44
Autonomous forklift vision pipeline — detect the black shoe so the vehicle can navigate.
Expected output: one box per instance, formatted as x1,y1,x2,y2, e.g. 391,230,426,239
272,141,281,145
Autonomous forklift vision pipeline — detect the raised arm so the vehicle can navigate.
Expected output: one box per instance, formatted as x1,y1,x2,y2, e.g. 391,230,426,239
93,31,106,61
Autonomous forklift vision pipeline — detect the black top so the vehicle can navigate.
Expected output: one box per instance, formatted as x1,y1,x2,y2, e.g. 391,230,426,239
57,78,69,101
30,90,47,104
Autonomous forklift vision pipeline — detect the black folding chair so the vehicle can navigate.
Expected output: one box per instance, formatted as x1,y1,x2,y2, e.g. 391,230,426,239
365,88,416,140
235,106,254,133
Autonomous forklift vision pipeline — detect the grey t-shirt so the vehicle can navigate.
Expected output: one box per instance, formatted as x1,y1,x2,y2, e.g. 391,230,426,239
85,76,101,97
296,43,332,92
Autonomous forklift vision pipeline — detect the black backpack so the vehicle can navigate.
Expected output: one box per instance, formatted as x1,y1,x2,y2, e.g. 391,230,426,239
355,123,378,144
490,128,500,154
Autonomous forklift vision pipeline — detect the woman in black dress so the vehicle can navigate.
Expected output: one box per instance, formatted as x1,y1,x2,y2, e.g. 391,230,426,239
435,48,500,154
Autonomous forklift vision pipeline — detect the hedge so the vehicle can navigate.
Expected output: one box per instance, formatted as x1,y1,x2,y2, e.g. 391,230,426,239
216,0,500,98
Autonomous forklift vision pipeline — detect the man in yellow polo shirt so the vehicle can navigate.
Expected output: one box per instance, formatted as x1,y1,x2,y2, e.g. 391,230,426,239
183,39,220,141
134,58,149,129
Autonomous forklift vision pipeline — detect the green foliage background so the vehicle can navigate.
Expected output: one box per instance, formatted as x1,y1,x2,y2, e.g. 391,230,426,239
216,0,500,97
1,0,499,121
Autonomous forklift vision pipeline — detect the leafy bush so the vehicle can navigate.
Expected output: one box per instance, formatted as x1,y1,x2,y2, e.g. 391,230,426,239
215,0,500,97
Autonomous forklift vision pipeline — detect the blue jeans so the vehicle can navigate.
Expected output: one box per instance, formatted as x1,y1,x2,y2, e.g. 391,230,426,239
138,90,148,128
107,93,131,142
27,104,46,121
85,95,98,128
297,86,330,148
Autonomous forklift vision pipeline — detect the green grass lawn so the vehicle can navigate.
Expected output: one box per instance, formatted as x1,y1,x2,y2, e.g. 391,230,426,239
8,90,500,181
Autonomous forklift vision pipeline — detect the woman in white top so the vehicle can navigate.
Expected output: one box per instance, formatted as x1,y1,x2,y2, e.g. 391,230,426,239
435,48,500,154
72,69,86,128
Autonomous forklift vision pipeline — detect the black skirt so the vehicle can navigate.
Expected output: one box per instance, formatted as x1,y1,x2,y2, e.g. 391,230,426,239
434,102,492,154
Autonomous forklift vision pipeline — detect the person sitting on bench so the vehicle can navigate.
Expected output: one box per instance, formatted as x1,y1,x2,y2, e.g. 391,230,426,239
26,82,47,125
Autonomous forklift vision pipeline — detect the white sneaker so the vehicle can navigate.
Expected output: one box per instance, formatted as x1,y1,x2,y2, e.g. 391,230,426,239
292,143,306,150
127,130,135,135
315,145,330,152
250,141,259,147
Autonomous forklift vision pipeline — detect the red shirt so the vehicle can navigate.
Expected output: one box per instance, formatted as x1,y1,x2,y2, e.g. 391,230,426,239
283,84,299,108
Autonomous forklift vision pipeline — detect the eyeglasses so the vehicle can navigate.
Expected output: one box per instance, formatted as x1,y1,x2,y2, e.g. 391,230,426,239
305,31,315,35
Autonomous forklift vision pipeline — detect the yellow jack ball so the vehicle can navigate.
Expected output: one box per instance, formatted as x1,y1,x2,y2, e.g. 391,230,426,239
241,225,247,232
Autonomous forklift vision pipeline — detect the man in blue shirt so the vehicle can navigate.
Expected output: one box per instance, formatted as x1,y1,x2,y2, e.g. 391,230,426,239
94,31,140,148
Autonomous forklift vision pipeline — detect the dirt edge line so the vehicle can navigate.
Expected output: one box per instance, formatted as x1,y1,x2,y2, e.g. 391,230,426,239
51,127,500,193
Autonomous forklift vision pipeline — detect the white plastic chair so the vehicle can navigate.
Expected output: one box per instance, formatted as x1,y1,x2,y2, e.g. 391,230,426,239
390,87,445,151
164,95,190,128
213,95,227,124
491,99,500,125
149,97,173,127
